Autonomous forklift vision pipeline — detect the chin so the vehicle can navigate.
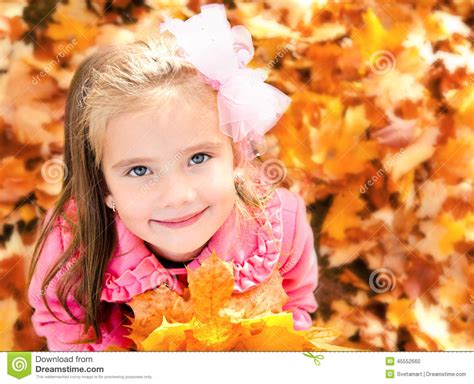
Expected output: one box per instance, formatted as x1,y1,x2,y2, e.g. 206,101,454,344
174,255,196,263
172,243,205,256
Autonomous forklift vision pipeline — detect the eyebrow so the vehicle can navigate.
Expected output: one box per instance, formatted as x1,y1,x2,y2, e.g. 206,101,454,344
111,141,224,170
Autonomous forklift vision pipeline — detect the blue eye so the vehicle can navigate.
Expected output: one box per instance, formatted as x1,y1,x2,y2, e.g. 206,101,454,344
189,153,211,166
127,166,151,177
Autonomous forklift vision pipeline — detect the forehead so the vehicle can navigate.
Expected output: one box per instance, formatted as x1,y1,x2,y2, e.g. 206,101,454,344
103,99,225,160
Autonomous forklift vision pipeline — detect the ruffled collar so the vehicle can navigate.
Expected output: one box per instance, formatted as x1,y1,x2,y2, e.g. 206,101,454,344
100,189,283,303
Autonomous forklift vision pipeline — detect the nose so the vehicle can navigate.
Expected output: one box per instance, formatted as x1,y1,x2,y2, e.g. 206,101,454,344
154,171,197,209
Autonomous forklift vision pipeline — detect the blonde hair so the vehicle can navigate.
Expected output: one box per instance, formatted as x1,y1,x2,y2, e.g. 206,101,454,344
28,30,281,345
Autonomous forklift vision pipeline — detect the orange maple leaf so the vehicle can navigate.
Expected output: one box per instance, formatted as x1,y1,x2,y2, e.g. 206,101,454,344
122,251,353,351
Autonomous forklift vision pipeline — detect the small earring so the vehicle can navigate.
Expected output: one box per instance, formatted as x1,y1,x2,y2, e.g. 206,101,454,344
111,200,116,212
233,170,244,185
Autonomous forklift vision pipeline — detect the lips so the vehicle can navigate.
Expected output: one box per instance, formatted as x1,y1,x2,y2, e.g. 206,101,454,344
158,207,207,223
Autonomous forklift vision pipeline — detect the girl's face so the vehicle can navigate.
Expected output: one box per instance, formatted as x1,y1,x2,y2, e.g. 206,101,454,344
101,98,237,263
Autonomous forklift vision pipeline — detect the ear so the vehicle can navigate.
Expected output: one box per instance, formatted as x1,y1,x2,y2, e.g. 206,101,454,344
104,194,114,210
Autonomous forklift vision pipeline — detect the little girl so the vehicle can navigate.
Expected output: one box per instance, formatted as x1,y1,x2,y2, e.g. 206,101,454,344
27,4,318,352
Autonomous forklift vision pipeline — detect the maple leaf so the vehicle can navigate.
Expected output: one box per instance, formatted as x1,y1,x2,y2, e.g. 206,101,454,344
384,126,439,181
45,0,99,51
272,91,322,174
0,157,36,209
310,101,380,180
417,212,472,262
125,251,355,351
445,86,474,130
431,134,474,183
322,187,366,241
352,9,409,63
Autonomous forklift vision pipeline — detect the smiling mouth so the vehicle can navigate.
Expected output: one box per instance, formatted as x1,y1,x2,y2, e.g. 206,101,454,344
156,207,208,224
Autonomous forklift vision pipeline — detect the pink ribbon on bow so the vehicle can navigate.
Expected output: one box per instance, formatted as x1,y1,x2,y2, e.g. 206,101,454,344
160,4,291,160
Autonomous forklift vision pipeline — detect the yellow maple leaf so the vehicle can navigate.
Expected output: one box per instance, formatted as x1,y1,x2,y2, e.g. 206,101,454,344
418,212,472,262
431,135,474,183
322,188,366,241
438,213,472,256
352,8,409,62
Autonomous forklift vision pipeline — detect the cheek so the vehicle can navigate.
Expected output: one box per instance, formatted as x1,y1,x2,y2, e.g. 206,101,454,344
205,179,236,211
113,185,153,218
205,163,235,198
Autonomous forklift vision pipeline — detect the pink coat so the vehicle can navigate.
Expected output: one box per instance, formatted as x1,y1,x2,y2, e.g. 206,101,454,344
28,187,319,351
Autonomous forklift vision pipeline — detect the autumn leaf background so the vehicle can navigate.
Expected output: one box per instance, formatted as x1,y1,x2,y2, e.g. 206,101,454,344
0,0,473,351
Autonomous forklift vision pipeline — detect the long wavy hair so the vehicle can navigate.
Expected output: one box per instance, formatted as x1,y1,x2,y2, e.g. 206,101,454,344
27,30,281,344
